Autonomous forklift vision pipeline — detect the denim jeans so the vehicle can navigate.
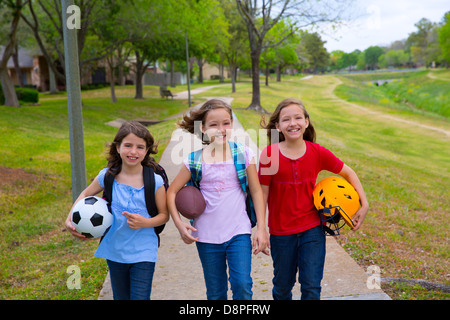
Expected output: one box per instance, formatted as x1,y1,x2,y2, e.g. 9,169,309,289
270,225,326,300
106,260,155,300
196,234,253,300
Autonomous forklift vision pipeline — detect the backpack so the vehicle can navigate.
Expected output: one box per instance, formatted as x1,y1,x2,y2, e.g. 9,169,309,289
186,141,256,227
102,164,169,246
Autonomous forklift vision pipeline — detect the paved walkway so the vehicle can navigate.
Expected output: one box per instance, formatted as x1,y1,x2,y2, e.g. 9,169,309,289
98,88,390,300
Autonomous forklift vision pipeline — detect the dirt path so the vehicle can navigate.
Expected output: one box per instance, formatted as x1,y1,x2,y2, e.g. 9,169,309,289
323,76,450,138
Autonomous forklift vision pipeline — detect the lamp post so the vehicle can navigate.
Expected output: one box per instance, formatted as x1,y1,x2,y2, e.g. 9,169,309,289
61,0,86,201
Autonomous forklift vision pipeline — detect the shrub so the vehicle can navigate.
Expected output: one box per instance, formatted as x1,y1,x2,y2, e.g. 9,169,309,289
0,84,39,105
15,87,39,104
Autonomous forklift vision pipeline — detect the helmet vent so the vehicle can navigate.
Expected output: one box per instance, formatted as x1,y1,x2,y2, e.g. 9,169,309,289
321,197,326,207
319,189,323,196
337,185,345,188
344,194,352,200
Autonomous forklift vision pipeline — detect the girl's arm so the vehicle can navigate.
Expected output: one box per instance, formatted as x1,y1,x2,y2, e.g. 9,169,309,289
166,165,199,244
338,164,369,231
247,163,270,255
65,176,103,239
123,184,169,229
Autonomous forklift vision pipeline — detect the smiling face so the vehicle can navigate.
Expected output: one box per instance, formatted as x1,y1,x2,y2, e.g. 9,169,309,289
116,133,149,167
201,107,233,145
275,104,309,142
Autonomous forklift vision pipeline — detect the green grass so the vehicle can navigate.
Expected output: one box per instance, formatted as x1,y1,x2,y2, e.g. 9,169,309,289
0,85,186,299
336,70,450,118
232,73,449,300
1,73,448,300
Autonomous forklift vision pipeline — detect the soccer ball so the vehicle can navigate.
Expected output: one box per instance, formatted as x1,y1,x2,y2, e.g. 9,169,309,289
70,196,113,239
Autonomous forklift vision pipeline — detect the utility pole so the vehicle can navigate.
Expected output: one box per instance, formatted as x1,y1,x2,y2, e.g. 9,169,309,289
185,32,191,108
61,0,86,201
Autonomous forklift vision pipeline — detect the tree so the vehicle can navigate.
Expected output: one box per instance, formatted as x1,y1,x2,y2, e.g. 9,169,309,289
219,0,249,93
236,0,353,112
438,12,450,65
185,0,228,84
274,36,299,81
0,0,27,107
364,46,384,70
338,50,359,72
406,17,442,67
297,31,329,73
21,0,126,87
378,50,409,68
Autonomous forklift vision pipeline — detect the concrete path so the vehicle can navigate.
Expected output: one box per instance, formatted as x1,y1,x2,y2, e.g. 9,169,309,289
98,89,390,300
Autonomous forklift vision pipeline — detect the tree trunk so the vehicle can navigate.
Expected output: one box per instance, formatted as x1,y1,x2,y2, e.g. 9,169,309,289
219,64,224,83
0,68,19,107
276,64,281,82
247,50,267,113
230,65,236,93
197,58,204,83
49,63,58,94
0,1,21,107
12,44,24,87
108,58,117,103
135,68,143,99
134,50,144,99
170,59,175,87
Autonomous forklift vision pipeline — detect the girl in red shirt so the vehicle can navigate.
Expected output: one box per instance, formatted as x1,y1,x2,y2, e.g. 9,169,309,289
258,98,369,300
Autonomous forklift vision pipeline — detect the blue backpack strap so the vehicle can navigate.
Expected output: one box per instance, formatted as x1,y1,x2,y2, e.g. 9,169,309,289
229,141,247,193
229,141,256,227
187,149,203,188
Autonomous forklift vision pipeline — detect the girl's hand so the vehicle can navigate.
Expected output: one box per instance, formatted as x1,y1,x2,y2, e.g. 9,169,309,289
65,217,92,240
175,220,198,244
123,211,151,229
252,227,270,255
351,205,368,231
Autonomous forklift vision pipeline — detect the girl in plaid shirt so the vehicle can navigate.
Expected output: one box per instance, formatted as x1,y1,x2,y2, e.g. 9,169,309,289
167,99,269,300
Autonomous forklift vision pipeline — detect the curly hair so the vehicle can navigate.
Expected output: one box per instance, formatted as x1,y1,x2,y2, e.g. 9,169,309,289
178,99,233,144
261,98,316,144
106,121,158,176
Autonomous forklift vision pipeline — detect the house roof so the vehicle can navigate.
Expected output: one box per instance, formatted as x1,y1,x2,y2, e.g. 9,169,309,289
0,46,35,69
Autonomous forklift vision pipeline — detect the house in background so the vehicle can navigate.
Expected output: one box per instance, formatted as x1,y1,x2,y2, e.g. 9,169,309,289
1,46,53,92
2,46,231,93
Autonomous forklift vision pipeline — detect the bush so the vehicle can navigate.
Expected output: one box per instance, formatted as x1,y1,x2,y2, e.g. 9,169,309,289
15,87,39,104
0,83,39,105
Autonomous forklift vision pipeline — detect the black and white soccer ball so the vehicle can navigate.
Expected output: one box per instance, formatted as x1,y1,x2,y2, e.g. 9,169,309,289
70,196,113,239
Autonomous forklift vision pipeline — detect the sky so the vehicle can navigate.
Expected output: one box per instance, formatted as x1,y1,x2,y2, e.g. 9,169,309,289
319,0,449,53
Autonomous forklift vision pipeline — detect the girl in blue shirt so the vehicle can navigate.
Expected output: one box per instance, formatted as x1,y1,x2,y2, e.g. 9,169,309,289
65,121,169,300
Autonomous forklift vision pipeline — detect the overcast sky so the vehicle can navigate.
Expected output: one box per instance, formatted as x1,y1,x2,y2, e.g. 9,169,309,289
319,0,449,53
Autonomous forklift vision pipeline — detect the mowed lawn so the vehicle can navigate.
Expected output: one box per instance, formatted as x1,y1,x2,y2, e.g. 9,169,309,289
230,72,449,299
0,71,448,299
0,85,187,299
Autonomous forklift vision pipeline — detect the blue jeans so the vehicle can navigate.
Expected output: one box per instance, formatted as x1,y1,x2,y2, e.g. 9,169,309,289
196,234,253,300
106,260,155,300
270,225,326,300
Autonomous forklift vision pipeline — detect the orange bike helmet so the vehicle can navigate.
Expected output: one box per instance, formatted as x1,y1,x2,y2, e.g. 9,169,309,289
313,177,360,235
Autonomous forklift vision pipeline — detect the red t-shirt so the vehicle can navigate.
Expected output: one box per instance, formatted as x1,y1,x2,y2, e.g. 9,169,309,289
258,141,344,235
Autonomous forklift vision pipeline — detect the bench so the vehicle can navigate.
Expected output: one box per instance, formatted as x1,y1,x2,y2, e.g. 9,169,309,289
159,87,174,100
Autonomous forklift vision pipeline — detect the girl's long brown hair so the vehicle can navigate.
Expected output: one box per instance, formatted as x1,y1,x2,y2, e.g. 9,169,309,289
261,98,316,144
106,121,158,176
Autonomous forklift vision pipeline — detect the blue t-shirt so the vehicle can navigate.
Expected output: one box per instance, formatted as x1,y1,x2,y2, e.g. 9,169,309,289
94,167,164,263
